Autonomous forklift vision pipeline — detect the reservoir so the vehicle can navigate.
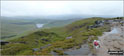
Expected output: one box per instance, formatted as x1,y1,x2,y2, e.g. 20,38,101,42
36,24,44,28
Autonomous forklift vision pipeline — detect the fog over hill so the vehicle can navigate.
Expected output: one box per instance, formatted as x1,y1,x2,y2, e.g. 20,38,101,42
1,14,122,20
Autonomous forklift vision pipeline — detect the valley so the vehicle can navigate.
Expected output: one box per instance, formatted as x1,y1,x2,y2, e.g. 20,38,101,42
1,17,76,40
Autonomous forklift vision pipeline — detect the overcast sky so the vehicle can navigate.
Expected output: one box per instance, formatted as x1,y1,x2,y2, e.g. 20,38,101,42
1,1,123,17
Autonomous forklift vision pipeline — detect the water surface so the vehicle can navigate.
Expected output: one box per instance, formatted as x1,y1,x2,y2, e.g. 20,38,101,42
36,24,44,28
109,28,118,34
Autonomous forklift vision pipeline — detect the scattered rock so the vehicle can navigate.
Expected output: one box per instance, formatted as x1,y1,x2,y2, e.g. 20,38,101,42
40,44,51,49
41,38,49,42
32,48,39,52
66,36,72,39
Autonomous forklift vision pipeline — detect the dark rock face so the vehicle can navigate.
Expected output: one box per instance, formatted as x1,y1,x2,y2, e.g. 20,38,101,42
0,41,9,45
95,20,104,26
87,25,98,29
41,38,49,44
87,20,104,29
95,21,102,24
41,38,49,42
87,19,123,29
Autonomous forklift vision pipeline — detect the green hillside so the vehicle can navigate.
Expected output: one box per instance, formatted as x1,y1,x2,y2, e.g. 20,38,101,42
43,19,79,28
1,18,76,40
1,17,123,55
1,19,36,40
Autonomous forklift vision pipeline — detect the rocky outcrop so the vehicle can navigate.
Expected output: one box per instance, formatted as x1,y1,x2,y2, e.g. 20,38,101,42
0,40,10,45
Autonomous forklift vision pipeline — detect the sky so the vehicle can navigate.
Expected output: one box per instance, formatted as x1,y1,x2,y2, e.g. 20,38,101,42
1,1,123,17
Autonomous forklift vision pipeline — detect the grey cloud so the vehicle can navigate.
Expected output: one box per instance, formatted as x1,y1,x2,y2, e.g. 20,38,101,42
1,1,123,17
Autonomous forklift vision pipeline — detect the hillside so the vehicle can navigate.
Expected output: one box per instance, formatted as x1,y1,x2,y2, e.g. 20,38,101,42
1,18,37,40
43,19,79,28
1,17,76,40
1,17,123,55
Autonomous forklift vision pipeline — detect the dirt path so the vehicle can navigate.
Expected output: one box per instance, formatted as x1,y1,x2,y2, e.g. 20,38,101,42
97,24,124,56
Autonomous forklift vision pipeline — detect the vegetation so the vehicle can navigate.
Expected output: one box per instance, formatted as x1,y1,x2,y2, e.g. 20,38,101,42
1,17,122,55
1,18,38,40
1,18,76,40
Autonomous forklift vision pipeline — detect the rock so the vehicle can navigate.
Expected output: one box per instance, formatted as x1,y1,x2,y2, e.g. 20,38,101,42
87,25,94,29
66,36,72,39
41,38,49,42
0,40,10,45
40,44,51,49
54,48,63,50
32,48,39,52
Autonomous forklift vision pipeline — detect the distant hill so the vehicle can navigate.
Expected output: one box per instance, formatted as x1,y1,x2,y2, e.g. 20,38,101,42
43,19,81,28
1,17,55,40
1,17,80,40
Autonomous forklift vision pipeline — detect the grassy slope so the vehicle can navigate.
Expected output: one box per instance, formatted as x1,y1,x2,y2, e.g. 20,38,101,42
1,17,123,55
43,19,79,28
1,18,76,40
1,19,37,40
